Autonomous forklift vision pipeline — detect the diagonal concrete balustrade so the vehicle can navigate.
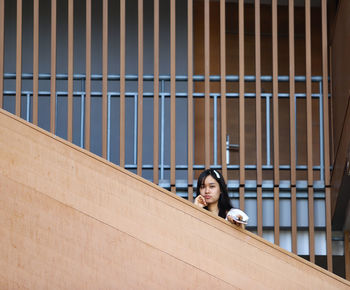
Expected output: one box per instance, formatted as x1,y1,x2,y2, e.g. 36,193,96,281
0,108,349,289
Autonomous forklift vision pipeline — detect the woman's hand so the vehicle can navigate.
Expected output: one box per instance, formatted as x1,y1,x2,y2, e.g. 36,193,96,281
194,195,207,208
226,214,245,229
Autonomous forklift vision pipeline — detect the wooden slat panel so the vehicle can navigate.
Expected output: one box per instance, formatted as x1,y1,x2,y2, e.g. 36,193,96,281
220,0,227,181
102,0,108,158
305,0,315,262
204,0,210,169
187,0,193,201
255,0,262,236
153,0,159,184
289,0,297,254
33,0,39,125
239,0,245,211
321,0,332,272
272,0,279,245
120,0,125,166
50,0,56,134
85,0,91,151
16,0,22,117
67,0,74,142
170,0,176,192
345,231,350,281
137,0,143,176
0,0,4,108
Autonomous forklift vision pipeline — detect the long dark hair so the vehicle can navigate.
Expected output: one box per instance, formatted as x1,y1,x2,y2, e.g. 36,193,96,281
196,168,233,218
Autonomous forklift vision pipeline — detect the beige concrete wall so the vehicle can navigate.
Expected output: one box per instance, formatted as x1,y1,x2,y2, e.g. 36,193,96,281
0,108,349,289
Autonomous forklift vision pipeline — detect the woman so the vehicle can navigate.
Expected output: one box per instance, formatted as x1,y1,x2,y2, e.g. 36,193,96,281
194,168,248,227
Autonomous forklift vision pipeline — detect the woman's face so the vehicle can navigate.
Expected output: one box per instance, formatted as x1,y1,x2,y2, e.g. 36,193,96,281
199,175,221,205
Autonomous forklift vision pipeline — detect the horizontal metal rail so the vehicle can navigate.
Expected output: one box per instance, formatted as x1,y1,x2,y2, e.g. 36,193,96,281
3,72,326,82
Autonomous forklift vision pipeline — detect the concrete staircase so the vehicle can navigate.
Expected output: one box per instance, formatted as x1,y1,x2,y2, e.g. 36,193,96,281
0,108,349,289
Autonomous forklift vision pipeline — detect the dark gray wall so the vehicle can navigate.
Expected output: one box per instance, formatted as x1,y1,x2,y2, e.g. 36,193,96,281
3,0,190,181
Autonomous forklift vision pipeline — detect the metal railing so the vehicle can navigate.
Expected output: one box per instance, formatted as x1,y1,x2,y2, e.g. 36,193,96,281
3,72,327,181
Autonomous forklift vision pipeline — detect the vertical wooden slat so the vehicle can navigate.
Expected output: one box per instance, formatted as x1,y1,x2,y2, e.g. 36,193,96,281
255,0,262,237
85,0,91,151
325,187,332,271
16,0,22,117
289,0,297,255
170,0,176,193
187,0,193,201
102,0,108,158
0,0,4,108
272,0,279,245
305,0,315,262
67,0,74,142
321,0,332,272
220,0,227,181
50,0,56,134
239,0,245,211
153,0,159,184
345,231,350,280
291,185,298,253
329,46,334,165
33,0,39,125
204,0,210,170
137,0,143,176
120,0,125,166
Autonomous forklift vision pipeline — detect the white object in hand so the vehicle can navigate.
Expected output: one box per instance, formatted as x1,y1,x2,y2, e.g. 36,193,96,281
226,208,249,224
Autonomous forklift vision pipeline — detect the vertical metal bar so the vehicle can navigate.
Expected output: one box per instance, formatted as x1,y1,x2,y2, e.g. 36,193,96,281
305,0,315,262
289,0,297,255
153,0,159,184
170,0,176,193
204,0,210,169
266,94,271,166
120,0,125,167
272,0,280,245
0,0,4,108
137,0,144,176
102,0,108,158
213,95,217,166
319,80,324,181
50,0,57,134
134,94,138,165
33,0,39,125
188,0,194,201
67,0,74,142
255,0,263,237
239,0,245,211
107,93,111,161
345,231,350,280
220,0,227,180
85,0,91,150
321,0,332,272
16,0,22,117
160,81,165,180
